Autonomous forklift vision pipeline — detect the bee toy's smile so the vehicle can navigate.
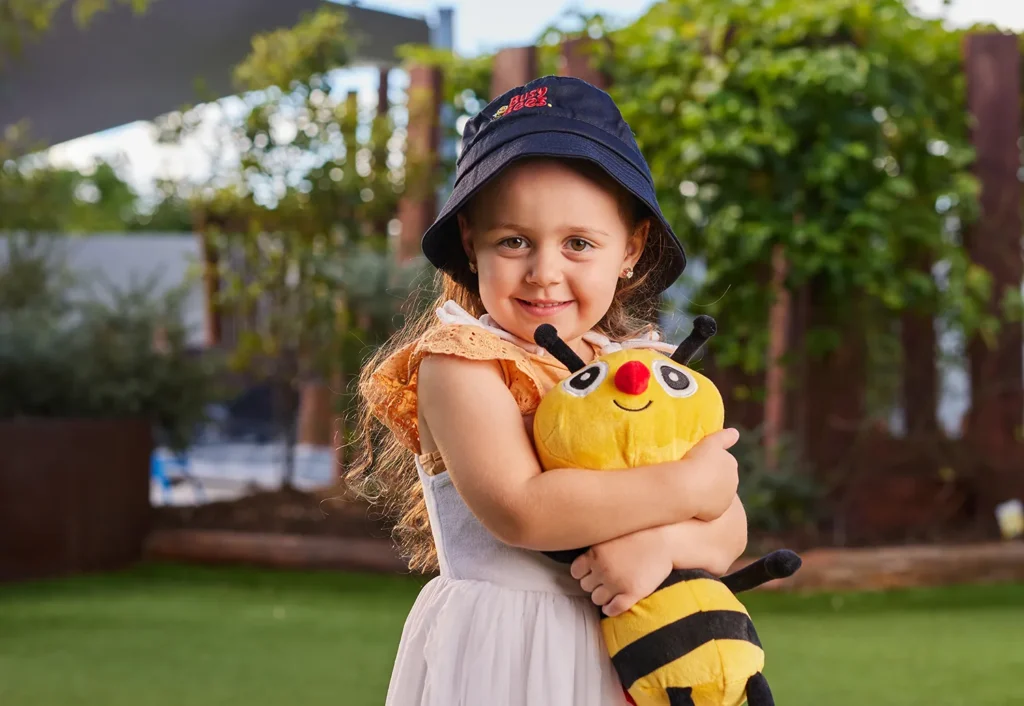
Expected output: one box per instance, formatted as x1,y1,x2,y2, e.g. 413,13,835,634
614,400,652,412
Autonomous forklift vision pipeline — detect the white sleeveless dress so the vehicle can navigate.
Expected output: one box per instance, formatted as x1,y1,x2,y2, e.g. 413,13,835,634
384,459,627,705
378,301,677,705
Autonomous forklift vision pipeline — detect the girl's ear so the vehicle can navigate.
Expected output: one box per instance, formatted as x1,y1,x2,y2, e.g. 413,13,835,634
458,213,476,264
624,218,650,270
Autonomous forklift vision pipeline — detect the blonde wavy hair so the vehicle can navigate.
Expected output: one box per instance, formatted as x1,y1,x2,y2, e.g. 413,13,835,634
344,157,672,572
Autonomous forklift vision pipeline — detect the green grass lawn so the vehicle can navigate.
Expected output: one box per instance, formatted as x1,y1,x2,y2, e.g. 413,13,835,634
1,564,1021,706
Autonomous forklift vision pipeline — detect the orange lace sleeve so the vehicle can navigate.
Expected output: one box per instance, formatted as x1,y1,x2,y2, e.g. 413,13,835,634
360,324,548,453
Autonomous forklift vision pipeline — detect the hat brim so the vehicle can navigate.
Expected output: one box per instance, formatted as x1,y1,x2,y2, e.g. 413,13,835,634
420,130,686,295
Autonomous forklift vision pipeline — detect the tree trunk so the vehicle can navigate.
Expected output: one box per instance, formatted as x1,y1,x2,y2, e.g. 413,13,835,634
764,244,791,469
275,355,301,490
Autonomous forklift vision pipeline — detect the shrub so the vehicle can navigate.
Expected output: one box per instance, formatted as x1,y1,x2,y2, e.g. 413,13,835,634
0,235,222,451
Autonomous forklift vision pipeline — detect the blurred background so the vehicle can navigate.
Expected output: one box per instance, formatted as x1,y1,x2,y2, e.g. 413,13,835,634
1,1,1023,705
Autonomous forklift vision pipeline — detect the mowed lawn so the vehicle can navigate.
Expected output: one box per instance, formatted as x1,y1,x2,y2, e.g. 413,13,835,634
1,563,1022,706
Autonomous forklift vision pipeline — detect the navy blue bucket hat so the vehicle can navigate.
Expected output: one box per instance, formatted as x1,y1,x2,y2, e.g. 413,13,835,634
420,75,686,295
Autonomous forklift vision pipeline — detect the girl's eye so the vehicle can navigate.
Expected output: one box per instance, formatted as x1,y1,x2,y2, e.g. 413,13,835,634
501,237,527,250
567,238,591,252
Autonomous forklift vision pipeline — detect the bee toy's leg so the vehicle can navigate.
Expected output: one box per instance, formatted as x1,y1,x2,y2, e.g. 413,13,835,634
745,673,775,706
666,687,695,706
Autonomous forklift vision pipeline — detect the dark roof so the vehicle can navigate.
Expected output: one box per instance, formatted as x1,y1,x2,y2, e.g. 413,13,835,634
0,0,431,148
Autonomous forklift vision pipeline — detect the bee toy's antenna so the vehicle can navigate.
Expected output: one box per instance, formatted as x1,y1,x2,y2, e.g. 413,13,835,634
534,324,586,373
671,315,717,366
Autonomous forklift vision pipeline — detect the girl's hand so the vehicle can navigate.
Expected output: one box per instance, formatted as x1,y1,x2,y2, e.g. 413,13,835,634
570,527,673,617
681,429,740,521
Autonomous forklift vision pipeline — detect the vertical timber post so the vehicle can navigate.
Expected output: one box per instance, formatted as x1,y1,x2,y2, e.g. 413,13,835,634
963,33,1024,506
396,65,443,263
491,46,537,98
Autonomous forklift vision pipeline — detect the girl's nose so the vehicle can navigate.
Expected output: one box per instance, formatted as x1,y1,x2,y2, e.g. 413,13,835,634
614,361,650,395
526,248,564,287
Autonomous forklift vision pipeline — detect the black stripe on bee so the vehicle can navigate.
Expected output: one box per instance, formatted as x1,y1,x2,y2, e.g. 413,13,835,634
611,610,762,689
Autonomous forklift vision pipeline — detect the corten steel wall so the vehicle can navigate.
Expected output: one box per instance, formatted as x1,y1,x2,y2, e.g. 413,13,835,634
0,419,154,583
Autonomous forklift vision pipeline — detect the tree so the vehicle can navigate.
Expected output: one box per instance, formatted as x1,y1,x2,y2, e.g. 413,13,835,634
0,125,192,233
594,0,997,477
163,6,420,487
604,0,990,368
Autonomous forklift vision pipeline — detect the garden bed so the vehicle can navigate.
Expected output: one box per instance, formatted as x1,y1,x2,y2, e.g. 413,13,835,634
152,486,392,540
146,486,1024,592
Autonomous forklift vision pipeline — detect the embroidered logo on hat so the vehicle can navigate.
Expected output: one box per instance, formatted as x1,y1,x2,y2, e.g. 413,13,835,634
493,86,551,119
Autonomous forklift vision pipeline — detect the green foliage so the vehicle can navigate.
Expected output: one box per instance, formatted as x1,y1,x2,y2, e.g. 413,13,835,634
732,425,823,533
604,0,991,373
397,44,493,105
232,7,351,93
0,124,192,233
533,9,616,76
0,235,221,451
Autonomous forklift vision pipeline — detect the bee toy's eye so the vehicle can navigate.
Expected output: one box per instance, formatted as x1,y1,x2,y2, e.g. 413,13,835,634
563,361,609,397
652,360,697,398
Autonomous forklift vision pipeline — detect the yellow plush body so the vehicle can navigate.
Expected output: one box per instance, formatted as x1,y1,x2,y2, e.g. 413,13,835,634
532,344,771,706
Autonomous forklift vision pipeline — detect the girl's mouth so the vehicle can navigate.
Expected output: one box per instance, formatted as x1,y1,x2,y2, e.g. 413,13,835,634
515,299,572,317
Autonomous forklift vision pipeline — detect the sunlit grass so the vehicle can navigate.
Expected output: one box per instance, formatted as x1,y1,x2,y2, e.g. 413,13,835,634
1,564,1020,706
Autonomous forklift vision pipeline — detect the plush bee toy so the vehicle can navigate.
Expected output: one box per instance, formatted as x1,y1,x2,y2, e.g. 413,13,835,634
532,317,801,706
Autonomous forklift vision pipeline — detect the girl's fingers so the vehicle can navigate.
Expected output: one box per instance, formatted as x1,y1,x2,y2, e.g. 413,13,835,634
590,585,613,607
579,572,601,593
603,594,635,618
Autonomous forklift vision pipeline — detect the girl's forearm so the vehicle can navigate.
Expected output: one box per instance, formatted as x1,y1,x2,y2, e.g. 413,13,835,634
661,495,748,576
499,462,696,551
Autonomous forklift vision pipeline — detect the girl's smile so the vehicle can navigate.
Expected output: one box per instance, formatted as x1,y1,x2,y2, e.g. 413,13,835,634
515,298,574,317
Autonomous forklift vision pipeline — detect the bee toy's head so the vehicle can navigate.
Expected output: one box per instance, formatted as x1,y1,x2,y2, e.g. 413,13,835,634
532,316,724,471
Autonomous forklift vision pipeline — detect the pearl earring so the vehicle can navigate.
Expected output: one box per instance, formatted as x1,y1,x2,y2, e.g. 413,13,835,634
621,266,634,279
469,261,478,273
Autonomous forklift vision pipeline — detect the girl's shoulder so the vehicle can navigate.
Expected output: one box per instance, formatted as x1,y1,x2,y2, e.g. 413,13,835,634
360,305,558,453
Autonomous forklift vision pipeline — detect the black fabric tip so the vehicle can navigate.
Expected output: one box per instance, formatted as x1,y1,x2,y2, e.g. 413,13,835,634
533,324,586,372
765,549,802,579
670,315,718,366
719,550,802,594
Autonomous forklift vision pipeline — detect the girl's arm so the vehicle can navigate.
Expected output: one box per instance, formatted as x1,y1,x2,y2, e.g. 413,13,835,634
570,495,748,616
417,354,738,552
662,494,748,575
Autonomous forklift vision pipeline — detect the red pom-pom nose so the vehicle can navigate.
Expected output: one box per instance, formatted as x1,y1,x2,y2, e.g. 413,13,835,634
614,360,650,395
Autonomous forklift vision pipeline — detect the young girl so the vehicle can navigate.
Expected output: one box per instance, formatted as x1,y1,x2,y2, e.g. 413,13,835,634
349,76,747,706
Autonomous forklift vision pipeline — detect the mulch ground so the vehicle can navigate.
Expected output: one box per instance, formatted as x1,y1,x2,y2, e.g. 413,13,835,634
148,487,1024,591
153,486,393,540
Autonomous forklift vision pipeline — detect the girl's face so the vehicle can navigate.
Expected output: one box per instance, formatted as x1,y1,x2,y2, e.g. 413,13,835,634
459,159,648,361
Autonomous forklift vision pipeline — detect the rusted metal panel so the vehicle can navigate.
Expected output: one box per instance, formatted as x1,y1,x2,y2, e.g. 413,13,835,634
963,33,1024,454
396,65,443,263
490,47,538,99
559,37,610,89
0,419,153,583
